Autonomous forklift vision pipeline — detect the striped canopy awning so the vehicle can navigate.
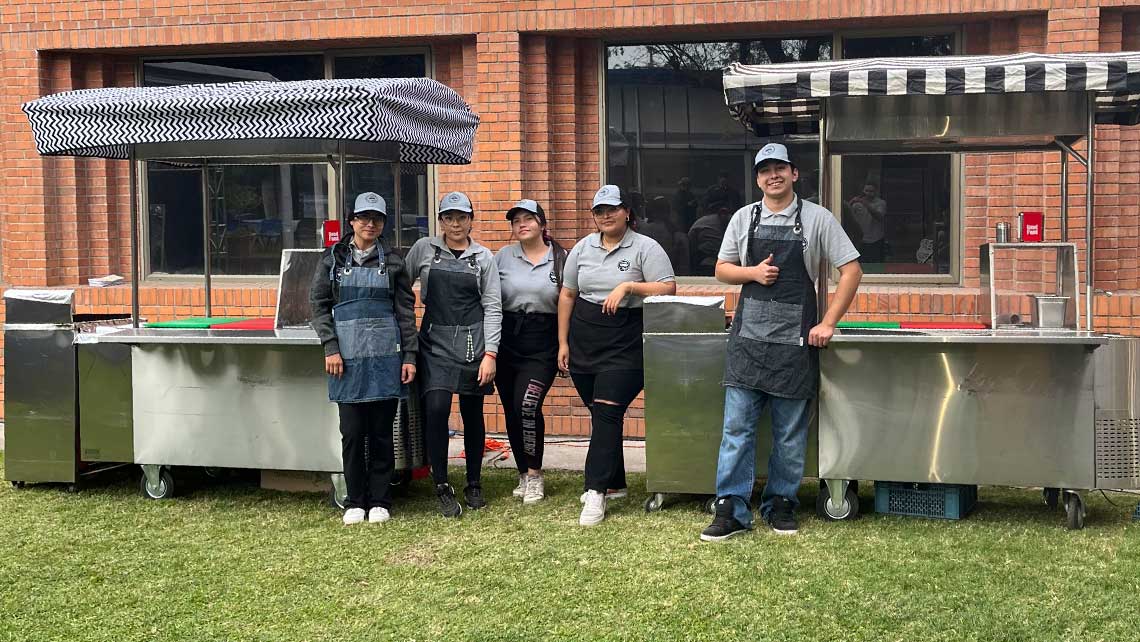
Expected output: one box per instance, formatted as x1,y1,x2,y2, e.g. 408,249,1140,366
22,77,479,164
724,52,1140,136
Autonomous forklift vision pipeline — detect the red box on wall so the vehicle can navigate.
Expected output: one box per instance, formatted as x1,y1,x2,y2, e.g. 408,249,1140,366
1018,211,1044,242
323,220,341,247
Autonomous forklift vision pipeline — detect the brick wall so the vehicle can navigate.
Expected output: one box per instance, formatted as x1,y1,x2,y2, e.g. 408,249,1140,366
3,1,1140,430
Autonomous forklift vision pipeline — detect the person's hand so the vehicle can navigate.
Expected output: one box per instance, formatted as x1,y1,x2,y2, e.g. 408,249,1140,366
401,363,416,384
557,344,570,375
325,353,344,377
602,282,631,314
753,254,779,286
477,354,497,386
808,322,836,348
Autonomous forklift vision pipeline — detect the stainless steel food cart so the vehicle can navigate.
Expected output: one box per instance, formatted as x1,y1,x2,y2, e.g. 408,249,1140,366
13,78,479,504
642,52,1140,528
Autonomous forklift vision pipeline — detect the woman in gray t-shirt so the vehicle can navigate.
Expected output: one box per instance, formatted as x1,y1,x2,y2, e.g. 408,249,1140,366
557,185,676,527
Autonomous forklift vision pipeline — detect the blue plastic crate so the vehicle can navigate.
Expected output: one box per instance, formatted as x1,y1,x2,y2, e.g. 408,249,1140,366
1133,502,1140,522
874,481,977,520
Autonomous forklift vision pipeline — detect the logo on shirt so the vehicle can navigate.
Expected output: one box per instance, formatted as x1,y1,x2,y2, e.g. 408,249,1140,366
548,270,558,284
617,259,631,272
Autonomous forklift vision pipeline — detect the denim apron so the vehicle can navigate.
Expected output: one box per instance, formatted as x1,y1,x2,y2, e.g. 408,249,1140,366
724,197,819,399
418,246,492,395
327,246,406,403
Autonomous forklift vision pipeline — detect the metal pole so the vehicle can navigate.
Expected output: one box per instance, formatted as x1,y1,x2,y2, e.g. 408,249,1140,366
201,160,212,318
817,100,830,318
1057,149,1068,296
393,161,402,248
129,150,140,328
1085,96,1095,331
337,142,347,230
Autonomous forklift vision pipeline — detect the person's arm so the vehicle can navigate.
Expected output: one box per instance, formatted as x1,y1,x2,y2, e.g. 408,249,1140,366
808,260,862,347
557,286,577,374
476,251,502,386
715,258,777,286
309,250,344,377
391,253,419,369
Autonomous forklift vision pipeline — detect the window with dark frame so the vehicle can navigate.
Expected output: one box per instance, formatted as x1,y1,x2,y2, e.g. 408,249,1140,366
141,52,429,277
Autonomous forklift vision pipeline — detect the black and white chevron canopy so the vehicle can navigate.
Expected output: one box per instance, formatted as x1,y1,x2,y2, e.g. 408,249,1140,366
23,77,479,164
724,52,1140,136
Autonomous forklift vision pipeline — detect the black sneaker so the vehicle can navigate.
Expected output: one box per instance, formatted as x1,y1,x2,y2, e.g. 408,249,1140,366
700,497,750,542
464,483,486,510
436,483,463,518
765,496,798,535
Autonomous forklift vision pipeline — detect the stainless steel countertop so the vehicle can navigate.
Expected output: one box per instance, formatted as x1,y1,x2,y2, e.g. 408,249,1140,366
93,328,321,345
644,329,1109,345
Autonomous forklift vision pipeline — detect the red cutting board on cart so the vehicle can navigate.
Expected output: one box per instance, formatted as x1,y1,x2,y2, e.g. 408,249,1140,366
899,321,988,330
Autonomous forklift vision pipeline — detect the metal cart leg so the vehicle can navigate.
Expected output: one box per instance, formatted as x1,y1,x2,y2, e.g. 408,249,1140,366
1062,489,1086,530
1043,487,1060,509
817,478,860,521
329,473,347,510
644,492,668,513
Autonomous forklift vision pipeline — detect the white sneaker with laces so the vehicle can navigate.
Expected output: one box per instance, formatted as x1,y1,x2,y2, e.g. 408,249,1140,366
342,508,366,525
579,490,607,526
512,474,527,498
580,488,628,503
523,475,545,505
367,507,390,524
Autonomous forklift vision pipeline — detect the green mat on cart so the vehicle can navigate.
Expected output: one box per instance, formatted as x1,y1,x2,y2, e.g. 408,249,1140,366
145,316,249,329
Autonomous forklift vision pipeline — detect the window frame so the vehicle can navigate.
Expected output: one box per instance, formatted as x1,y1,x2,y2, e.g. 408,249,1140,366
135,46,433,281
601,28,964,285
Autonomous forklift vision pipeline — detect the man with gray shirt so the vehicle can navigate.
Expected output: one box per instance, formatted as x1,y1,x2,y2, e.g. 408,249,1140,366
701,144,862,540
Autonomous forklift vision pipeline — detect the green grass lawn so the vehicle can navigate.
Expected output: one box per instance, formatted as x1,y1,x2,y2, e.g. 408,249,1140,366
1,454,1138,642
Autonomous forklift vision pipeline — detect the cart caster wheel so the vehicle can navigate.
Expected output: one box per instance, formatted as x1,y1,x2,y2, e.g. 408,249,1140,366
703,496,719,515
1063,491,1085,530
10,481,25,489
329,486,347,511
390,469,412,489
203,467,223,479
139,469,175,500
66,483,80,494
1043,487,1060,510
817,485,860,521
644,493,667,513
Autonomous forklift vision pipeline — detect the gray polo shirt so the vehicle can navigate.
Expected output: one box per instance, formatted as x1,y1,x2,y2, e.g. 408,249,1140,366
405,235,502,353
718,197,860,282
495,243,560,314
563,229,676,308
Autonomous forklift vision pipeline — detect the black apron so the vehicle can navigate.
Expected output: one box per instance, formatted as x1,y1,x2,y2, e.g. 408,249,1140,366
568,299,644,374
327,247,405,403
418,246,493,395
500,311,558,369
724,197,819,399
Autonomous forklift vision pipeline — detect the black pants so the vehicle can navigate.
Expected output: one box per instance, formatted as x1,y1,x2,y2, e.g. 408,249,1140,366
495,357,556,474
571,370,644,493
424,390,485,486
337,399,399,510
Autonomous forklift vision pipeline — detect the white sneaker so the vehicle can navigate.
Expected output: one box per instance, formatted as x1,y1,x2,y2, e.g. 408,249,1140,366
579,490,607,526
523,474,545,505
367,507,390,524
580,488,628,503
512,474,527,498
342,508,366,525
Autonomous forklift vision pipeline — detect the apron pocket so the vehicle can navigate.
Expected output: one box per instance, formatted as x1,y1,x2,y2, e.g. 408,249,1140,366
336,317,401,359
738,298,803,346
427,322,485,364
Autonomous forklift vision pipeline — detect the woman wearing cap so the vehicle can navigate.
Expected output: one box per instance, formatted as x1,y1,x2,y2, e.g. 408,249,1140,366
405,191,502,518
494,199,567,504
558,185,676,526
310,192,418,526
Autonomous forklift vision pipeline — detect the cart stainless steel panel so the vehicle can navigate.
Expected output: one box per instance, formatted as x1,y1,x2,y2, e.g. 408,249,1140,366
3,327,78,483
77,342,133,463
643,296,726,333
1094,336,1140,489
132,343,342,471
643,333,817,495
820,340,1096,488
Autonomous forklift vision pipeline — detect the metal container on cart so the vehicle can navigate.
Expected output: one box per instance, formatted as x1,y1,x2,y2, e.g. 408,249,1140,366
641,296,821,513
3,289,132,489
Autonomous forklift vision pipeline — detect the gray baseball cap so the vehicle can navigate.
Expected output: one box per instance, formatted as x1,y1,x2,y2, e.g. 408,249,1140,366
352,192,387,217
506,198,546,224
438,191,473,215
591,185,623,209
753,142,795,170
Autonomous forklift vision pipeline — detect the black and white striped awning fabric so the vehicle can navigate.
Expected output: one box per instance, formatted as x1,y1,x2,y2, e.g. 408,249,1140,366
724,52,1140,136
23,78,479,164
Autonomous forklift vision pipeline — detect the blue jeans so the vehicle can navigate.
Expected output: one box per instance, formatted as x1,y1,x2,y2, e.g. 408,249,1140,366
714,385,811,528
